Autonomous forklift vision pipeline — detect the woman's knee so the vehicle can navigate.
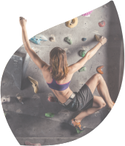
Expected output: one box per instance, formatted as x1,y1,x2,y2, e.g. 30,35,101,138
98,100,106,109
95,73,102,79
94,73,102,84
93,96,106,109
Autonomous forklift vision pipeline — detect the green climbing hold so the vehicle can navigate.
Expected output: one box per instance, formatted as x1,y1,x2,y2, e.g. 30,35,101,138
78,50,87,57
45,112,54,118
2,113,6,116
64,37,72,45
76,128,84,134
78,66,87,72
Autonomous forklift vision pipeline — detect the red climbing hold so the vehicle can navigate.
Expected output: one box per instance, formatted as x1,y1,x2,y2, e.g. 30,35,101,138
97,66,104,74
98,21,105,27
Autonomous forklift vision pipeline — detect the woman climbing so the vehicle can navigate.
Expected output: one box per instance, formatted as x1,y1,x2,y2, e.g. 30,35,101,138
19,17,114,131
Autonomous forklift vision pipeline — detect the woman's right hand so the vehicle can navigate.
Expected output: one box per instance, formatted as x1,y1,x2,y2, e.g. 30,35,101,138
16,13,30,44
99,36,107,45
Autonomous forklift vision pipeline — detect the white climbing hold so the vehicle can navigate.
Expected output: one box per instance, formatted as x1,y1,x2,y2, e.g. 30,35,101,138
16,109,23,114
32,94,40,99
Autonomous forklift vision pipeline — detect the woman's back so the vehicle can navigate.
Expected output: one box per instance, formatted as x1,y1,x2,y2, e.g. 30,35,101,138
42,65,74,103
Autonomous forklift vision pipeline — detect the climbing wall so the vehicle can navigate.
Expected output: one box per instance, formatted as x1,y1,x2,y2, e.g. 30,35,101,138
0,1,125,145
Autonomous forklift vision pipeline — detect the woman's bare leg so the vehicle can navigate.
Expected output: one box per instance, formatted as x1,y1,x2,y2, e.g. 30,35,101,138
74,95,106,123
85,73,114,109
97,78,115,107
72,73,114,124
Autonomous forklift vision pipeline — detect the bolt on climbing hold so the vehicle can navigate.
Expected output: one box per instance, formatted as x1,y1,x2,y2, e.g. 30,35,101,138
81,7,93,16
16,109,23,114
79,66,86,72
82,10,93,17
64,37,72,45
97,65,104,74
16,94,24,104
48,93,57,102
78,50,87,57
82,38,87,41
98,21,105,27
2,112,6,117
95,34,102,42
65,15,78,28
45,112,55,118
24,141,42,146
49,36,55,42
76,127,84,134
1,95,10,103
28,76,39,93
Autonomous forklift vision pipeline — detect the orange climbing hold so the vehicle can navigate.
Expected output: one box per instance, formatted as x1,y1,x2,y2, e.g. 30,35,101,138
97,66,104,74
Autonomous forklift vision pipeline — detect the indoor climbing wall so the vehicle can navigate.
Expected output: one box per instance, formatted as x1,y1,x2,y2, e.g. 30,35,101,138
1,1,124,145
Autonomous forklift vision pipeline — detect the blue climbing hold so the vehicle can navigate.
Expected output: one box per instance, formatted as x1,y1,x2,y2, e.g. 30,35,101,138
82,38,87,41
30,37,41,45
30,34,48,45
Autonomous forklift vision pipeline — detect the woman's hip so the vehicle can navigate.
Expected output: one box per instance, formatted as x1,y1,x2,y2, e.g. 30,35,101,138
61,84,94,111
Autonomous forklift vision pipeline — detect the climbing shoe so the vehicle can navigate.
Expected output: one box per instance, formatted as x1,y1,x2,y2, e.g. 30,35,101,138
69,119,84,131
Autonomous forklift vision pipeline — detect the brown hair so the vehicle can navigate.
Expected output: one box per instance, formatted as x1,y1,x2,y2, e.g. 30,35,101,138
49,47,68,81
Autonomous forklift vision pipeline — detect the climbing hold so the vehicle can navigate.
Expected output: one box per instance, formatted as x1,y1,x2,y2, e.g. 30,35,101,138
30,34,47,45
97,66,104,74
49,37,55,42
16,94,24,104
16,109,23,114
65,18,78,28
82,38,87,41
2,112,6,117
30,37,41,45
98,21,105,27
78,66,87,72
78,50,87,57
0,95,10,103
28,76,39,93
64,37,72,45
48,96,57,102
82,11,93,17
81,7,93,16
95,34,101,42
76,128,84,134
24,141,42,146
45,112,54,118
35,34,48,41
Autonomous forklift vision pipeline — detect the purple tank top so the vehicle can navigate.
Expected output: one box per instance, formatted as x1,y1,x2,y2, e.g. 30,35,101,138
47,79,70,91
47,69,70,91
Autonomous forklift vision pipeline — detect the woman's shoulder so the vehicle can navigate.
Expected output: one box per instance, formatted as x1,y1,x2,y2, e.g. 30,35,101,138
43,66,73,83
46,66,71,74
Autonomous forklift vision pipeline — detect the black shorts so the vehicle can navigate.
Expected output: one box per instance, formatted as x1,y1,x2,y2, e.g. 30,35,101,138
64,84,94,112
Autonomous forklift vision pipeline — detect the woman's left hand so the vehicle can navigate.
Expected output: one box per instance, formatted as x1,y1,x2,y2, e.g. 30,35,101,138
16,14,30,44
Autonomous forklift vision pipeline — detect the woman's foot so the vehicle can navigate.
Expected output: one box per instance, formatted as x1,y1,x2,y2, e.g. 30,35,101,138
109,102,117,112
69,119,84,131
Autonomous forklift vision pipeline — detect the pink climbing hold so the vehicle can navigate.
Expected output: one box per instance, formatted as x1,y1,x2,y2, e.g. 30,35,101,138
48,96,57,102
98,21,105,27
81,7,93,16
